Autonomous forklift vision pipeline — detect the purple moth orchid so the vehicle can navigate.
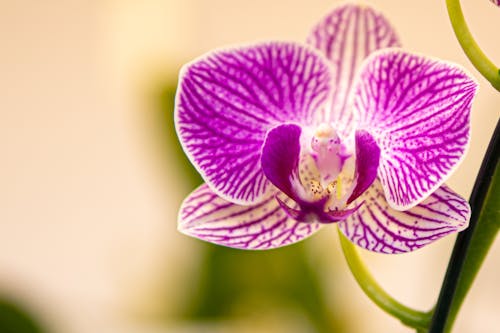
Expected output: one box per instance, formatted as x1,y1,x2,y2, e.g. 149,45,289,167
175,4,477,253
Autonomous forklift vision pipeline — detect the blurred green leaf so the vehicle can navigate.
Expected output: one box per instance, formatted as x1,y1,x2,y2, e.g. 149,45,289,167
157,80,345,333
185,243,345,333
0,296,46,333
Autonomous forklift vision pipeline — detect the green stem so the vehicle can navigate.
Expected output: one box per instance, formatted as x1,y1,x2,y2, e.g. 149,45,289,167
338,228,431,329
429,119,500,332
446,0,500,91
443,165,500,332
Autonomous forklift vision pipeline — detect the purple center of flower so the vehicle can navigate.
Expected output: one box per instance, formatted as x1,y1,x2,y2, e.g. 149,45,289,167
296,124,351,208
311,123,345,179
262,123,371,224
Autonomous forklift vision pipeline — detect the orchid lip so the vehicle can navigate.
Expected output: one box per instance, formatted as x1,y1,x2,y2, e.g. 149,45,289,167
262,123,376,224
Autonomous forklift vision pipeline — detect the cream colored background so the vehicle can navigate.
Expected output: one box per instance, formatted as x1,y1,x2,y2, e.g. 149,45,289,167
1,0,499,332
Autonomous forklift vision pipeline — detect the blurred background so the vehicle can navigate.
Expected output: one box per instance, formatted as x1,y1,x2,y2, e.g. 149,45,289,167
1,0,499,332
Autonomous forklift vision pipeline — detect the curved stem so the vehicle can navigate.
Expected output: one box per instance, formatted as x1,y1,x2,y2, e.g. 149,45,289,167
446,0,500,91
338,228,431,329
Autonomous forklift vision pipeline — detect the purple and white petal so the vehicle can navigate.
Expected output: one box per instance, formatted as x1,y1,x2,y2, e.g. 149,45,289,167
339,180,470,254
179,184,323,250
307,3,400,130
176,42,332,204
261,123,302,199
353,49,478,209
346,130,381,204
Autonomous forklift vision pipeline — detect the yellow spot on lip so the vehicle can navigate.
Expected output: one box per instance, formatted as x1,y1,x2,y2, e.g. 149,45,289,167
325,177,342,200
309,176,343,200
309,180,324,200
315,123,334,138
326,181,336,194
336,177,342,199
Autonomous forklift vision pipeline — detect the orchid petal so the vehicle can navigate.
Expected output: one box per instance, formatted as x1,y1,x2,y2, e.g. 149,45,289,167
261,123,302,199
339,180,470,254
179,184,323,250
353,49,478,209
176,42,332,204
307,3,400,130
346,130,381,204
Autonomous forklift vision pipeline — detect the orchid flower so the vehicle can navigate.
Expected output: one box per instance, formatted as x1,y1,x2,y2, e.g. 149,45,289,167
175,3,477,253
491,0,500,7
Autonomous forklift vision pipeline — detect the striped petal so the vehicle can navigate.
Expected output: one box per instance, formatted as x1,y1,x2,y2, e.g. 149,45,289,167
338,180,470,254
353,49,478,210
175,42,332,205
307,3,400,131
179,184,323,250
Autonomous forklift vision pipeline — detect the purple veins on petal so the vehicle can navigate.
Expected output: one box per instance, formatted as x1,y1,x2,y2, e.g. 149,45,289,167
179,184,323,250
175,42,333,205
353,48,478,210
338,180,470,254
307,3,400,130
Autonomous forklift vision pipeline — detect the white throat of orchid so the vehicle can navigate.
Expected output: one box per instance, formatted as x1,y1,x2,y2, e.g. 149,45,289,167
292,123,355,210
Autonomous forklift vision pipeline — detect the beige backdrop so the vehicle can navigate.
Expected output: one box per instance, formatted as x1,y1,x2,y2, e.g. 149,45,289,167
1,1,499,332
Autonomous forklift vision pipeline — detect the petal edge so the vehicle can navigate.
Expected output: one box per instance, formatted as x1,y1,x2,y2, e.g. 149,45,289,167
179,184,323,250
352,49,478,209
339,180,470,254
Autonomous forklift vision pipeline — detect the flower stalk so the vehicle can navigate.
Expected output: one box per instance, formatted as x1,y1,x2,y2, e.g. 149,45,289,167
446,0,500,91
429,118,500,333
338,229,431,330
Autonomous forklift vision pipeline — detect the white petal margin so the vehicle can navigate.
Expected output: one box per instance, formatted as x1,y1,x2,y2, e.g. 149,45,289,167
338,180,470,254
352,49,478,210
179,184,323,250
175,42,333,205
